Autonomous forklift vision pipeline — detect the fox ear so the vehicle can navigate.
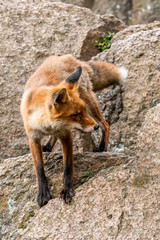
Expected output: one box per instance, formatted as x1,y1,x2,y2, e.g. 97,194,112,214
52,88,68,107
65,66,82,84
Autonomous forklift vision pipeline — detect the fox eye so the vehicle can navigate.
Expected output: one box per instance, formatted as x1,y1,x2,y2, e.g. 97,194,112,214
70,112,81,117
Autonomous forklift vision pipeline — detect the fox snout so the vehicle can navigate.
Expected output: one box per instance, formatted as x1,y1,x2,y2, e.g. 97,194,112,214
76,118,98,133
82,124,99,133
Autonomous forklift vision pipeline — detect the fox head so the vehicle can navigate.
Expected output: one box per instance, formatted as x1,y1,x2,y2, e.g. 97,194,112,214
49,66,97,133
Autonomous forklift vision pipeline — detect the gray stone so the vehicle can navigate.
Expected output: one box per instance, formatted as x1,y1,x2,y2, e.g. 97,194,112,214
93,22,160,154
0,152,129,240
91,0,160,25
48,0,160,25
137,104,160,167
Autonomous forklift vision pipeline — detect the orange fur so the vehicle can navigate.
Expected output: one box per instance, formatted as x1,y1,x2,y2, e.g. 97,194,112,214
20,54,127,206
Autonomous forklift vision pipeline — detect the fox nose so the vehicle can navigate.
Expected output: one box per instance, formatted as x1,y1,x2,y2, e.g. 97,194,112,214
94,124,99,131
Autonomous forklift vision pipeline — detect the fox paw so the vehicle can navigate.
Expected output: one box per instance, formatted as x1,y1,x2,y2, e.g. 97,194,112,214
98,142,107,152
42,145,52,152
93,145,107,152
60,188,75,203
37,188,52,207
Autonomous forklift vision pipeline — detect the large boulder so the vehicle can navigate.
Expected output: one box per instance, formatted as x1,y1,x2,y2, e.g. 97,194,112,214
91,0,160,25
129,0,160,25
21,160,160,240
91,0,132,24
93,22,160,154
52,0,94,8
1,148,160,239
0,151,128,240
137,104,160,166
49,0,160,25
0,1,125,160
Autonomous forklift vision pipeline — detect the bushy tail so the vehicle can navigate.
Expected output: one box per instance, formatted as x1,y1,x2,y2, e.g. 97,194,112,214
118,66,128,83
87,61,128,92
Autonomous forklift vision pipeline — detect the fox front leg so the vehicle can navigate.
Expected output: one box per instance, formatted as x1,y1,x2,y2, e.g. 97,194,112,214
60,131,75,203
29,138,52,207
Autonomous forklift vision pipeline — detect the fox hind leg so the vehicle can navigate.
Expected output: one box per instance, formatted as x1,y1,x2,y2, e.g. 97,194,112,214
43,136,57,152
80,90,110,151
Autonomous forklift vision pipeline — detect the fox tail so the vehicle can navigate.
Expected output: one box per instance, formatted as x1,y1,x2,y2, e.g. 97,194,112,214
87,61,128,92
118,66,128,83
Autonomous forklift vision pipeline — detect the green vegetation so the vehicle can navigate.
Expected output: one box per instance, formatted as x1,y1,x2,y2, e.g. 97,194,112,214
18,211,35,229
81,167,94,183
95,32,114,51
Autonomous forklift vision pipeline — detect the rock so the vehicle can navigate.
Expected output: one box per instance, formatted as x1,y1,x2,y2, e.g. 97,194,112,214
0,1,125,160
22,165,132,240
129,0,160,25
137,104,160,167
91,0,160,25
1,101,160,239
51,0,94,9
2,150,159,240
22,161,160,240
91,0,132,24
49,0,160,25
0,151,129,240
92,22,160,154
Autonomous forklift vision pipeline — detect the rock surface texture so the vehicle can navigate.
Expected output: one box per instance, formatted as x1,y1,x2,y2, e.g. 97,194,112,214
43,0,160,25
90,0,160,25
0,1,125,160
1,145,160,239
137,104,160,166
1,2,160,240
0,152,129,240
93,22,160,154
22,162,160,240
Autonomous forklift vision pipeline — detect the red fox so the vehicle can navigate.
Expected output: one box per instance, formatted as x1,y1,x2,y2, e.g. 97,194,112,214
20,54,127,207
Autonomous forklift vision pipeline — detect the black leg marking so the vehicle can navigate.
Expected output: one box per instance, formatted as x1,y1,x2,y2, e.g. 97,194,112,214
43,145,52,152
61,164,74,203
43,136,57,152
37,165,52,207
98,136,106,151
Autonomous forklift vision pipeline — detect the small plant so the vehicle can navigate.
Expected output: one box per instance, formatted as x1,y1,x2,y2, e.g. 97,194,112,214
95,32,114,51
18,211,35,229
81,167,94,183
